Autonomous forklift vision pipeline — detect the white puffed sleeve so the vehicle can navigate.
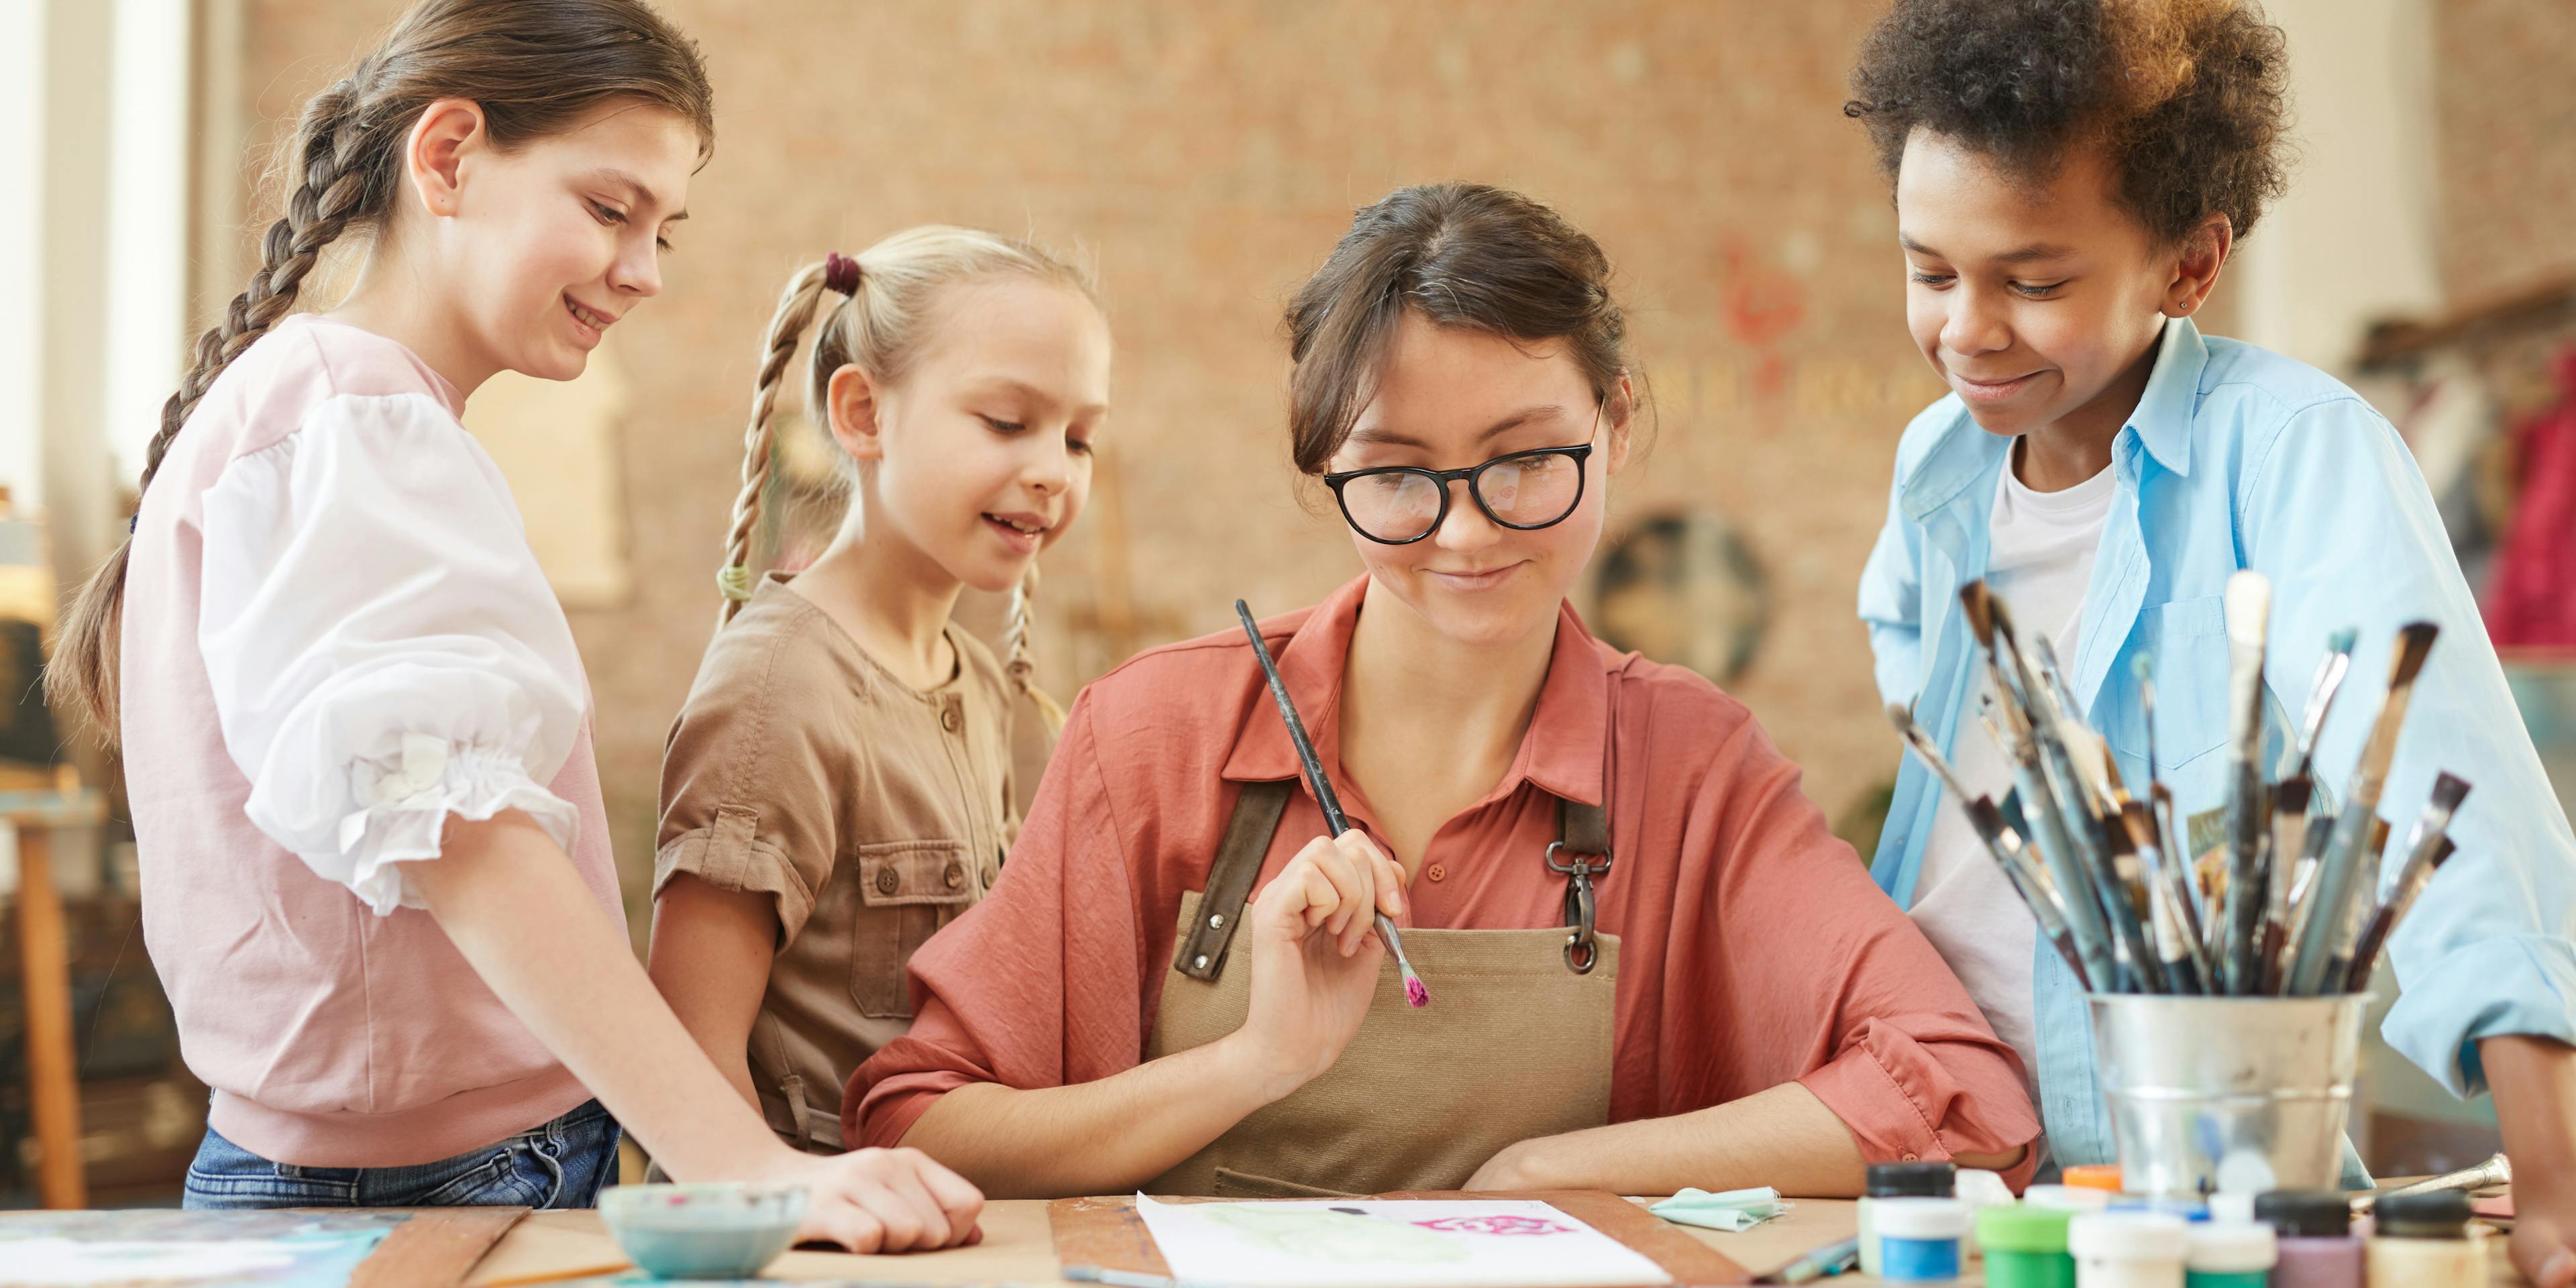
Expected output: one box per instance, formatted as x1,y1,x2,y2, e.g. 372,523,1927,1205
199,391,587,914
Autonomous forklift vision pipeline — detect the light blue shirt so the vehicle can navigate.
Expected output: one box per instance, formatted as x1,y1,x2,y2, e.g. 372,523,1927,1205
1859,316,2576,1174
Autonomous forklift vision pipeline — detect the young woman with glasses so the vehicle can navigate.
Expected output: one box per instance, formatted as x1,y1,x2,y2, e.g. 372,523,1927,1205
845,183,2038,1199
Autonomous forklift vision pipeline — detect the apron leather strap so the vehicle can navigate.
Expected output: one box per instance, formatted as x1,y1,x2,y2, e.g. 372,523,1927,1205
1558,797,1609,858
1175,780,1293,980
1549,798,1614,974
1181,781,1619,981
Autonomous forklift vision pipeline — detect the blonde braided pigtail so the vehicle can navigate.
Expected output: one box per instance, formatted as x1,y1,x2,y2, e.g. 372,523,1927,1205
717,258,847,628
1003,562,1067,733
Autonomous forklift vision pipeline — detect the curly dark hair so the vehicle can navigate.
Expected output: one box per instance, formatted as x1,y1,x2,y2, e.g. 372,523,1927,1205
1844,0,2292,244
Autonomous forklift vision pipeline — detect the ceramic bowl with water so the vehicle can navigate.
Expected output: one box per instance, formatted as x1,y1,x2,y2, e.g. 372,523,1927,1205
598,1182,808,1279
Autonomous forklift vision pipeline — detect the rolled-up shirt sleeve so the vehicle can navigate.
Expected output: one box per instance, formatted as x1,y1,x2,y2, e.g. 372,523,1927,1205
654,643,835,949
1688,718,2041,1180
197,391,587,915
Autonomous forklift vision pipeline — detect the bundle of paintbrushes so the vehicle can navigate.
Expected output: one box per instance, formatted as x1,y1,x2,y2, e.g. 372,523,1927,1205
1888,571,2469,997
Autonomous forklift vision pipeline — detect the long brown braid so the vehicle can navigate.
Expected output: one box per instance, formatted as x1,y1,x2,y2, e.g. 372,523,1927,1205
713,227,1099,735
45,0,714,741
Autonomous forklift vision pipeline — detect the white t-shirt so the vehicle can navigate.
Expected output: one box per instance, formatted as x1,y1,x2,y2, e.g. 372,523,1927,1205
1908,448,2114,1099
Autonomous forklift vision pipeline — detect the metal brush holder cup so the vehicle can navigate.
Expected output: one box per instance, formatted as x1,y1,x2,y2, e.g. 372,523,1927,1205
2088,993,2369,1196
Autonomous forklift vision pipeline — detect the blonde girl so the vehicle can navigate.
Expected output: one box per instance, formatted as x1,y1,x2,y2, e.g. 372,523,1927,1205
47,0,979,1248
648,228,1109,1152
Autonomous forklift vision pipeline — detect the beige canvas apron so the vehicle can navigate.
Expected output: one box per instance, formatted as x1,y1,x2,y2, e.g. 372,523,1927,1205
1144,780,1621,1197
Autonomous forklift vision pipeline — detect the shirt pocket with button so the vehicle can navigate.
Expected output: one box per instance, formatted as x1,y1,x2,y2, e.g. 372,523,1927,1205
850,838,977,1019
2100,593,2231,773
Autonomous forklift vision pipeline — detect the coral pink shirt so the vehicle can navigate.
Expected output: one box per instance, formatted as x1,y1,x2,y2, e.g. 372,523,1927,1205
122,315,619,1167
850,576,2040,1180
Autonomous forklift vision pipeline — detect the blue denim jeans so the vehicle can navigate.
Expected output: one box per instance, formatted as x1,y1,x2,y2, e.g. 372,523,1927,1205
184,1099,620,1210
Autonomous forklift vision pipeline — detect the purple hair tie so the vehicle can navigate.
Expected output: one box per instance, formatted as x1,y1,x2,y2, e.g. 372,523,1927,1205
822,252,861,297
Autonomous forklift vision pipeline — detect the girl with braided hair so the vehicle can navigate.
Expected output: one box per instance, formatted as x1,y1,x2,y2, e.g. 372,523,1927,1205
50,0,982,1247
647,228,1106,1156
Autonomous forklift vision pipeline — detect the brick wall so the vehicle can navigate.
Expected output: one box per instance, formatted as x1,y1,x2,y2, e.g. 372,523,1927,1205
2432,0,2576,305
229,0,1945,883
233,1,2545,886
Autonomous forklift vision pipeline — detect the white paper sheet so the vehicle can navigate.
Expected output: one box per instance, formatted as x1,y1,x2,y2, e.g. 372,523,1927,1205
1132,1195,1673,1288
6,1235,376,1287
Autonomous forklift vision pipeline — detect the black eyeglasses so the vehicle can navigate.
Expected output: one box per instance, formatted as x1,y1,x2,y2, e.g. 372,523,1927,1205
1323,436,1595,545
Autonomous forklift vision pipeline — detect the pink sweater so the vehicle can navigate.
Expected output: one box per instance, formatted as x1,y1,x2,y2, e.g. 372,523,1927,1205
123,316,621,1167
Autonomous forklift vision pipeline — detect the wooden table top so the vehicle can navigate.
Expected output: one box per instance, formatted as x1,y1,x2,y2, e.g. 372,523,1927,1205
460,1195,2528,1286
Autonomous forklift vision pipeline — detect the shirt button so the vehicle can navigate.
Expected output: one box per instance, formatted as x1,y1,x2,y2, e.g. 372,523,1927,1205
981,863,1000,888
1426,863,1446,883
1901,1152,1919,1162
874,867,900,896
940,706,962,733
943,861,965,890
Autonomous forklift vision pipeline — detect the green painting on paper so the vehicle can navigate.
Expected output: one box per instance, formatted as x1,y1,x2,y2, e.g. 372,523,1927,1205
1198,1205,1468,1265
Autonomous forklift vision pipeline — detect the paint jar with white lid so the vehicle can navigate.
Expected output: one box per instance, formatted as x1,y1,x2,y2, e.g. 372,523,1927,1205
1874,1196,1969,1283
1956,1167,2015,1257
2204,1191,2257,1227
2068,1210,2188,1288
2367,1190,2485,1288
2184,1220,2276,1288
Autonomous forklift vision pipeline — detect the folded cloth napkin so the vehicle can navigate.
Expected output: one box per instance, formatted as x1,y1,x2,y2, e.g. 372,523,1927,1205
1649,1186,1790,1232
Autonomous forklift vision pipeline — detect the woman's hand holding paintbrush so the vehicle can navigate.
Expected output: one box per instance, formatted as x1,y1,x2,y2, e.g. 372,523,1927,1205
1237,830,1410,1099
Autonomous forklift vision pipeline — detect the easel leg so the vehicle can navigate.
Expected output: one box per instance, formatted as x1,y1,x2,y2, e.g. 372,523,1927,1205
15,824,89,1208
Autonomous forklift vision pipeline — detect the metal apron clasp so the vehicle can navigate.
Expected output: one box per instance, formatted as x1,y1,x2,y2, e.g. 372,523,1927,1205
1545,840,1613,974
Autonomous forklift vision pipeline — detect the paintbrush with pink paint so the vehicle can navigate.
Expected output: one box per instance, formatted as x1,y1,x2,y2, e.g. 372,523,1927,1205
1236,599,1430,1008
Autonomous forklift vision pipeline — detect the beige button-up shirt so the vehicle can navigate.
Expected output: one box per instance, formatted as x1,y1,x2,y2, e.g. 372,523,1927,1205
657,575,1014,1152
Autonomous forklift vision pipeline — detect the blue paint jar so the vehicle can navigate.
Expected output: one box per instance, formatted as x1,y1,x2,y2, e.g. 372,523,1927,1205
1876,1196,1969,1282
1858,1160,1958,1276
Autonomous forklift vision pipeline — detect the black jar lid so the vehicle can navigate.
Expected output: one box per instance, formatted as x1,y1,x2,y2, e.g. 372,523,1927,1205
2373,1190,2474,1240
2256,1189,2353,1238
1865,1161,1957,1197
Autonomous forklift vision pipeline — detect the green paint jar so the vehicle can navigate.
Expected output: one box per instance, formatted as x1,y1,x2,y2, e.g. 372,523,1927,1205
1979,1203,2076,1288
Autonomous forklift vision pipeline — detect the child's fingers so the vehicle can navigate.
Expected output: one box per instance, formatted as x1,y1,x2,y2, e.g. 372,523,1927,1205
857,1169,952,1251
799,1199,887,1254
847,1175,934,1251
907,1150,985,1238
